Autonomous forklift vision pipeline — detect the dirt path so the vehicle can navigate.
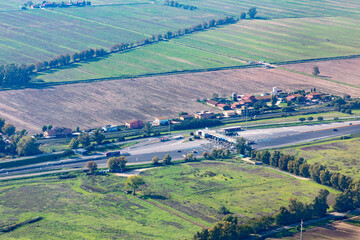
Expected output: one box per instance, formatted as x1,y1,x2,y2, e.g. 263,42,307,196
143,199,210,229
114,168,155,177
263,166,310,180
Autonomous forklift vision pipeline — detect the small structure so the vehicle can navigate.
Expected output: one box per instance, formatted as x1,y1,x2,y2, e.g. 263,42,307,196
236,106,255,116
255,95,272,102
306,92,323,100
102,125,119,132
206,100,219,107
220,126,242,135
154,117,169,126
179,114,193,121
44,127,72,138
223,110,236,118
271,87,278,95
217,103,229,110
75,148,88,155
194,111,214,119
231,102,242,109
125,120,143,129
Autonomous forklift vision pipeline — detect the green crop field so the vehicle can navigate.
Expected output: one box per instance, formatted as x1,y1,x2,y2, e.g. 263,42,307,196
280,137,360,178
0,161,338,239
35,16,360,83
0,4,222,65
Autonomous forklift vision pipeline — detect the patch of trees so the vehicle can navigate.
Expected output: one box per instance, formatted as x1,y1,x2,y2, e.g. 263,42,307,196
193,190,330,240
152,154,172,165
202,148,231,159
164,0,198,10
22,1,91,10
331,98,360,114
0,64,34,87
172,119,222,131
0,118,41,157
252,150,360,212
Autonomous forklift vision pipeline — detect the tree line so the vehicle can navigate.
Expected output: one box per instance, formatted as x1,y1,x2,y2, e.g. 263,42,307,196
164,0,198,10
1,15,239,87
193,189,330,240
172,118,222,131
251,150,360,212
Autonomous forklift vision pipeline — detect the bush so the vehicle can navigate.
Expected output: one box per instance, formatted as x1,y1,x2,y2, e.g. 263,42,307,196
62,149,75,156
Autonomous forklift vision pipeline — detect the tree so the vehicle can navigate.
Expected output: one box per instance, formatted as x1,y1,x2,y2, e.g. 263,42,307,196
86,161,97,174
2,123,16,136
184,153,196,162
248,7,257,19
307,116,314,122
143,122,152,137
48,124,53,130
212,93,219,99
0,118,5,132
107,156,127,172
69,138,79,149
42,125,47,132
125,175,145,195
16,136,40,156
240,12,246,19
162,154,172,165
312,66,320,76
312,189,329,217
299,118,306,123
152,156,159,165
317,116,324,121
78,133,91,147
92,129,105,145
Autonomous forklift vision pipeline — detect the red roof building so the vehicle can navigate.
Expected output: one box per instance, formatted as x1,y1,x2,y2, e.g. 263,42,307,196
125,120,144,129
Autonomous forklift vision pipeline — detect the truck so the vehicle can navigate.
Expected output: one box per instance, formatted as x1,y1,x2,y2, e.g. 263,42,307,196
105,151,121,157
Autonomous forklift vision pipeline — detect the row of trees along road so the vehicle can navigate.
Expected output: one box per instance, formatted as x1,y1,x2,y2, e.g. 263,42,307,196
1,15,240,88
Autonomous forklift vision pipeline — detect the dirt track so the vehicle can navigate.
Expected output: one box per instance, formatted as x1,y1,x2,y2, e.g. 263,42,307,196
0,64,358,133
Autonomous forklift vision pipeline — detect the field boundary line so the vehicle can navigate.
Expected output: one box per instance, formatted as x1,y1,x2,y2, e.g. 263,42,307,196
142,199,210,229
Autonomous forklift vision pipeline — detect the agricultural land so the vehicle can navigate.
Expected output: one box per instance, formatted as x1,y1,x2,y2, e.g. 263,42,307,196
280,136,360,178
0,161,338,239
34,16,360,83
2,64,360,133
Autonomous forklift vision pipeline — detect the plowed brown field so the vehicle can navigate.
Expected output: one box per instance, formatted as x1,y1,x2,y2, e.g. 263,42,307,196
0,65,358,133
284,58,360,88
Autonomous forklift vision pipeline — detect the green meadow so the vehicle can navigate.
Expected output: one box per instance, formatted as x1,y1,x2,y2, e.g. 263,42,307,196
280,137,360,178
0,161,339,239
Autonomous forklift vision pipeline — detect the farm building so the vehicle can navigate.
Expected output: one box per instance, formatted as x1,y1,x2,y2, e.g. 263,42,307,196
180,114,193,121
231,102,242,109
102,125,119,132
286,94,304,102
125,120,143,129
206,100,219,107
194,111,214,119
255,95,272,102
217,103,230,110
236,106,255,116
154,117,169,126
306,92,323,100
223,110,236,118
44,127,72,138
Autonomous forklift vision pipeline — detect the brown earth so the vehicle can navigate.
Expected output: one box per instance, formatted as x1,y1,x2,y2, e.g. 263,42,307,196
270,221,360,240
284,58,360,88
0,65,359,133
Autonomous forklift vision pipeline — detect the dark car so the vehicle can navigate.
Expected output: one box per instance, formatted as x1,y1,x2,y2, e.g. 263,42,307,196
333,129,338,131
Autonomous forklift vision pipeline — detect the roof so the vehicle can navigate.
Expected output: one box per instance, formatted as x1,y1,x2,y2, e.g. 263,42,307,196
307,92,323,96
126,119,143,124
206,100,219,105
156,117,168,120
217,103,228,107
255,95,272,100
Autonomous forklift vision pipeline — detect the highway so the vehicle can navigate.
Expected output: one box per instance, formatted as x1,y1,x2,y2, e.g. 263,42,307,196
1,121,359,178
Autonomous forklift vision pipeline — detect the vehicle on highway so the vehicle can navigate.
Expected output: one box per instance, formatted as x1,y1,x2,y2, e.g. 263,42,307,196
333,129,338,131
105,151,121,157
177,150,181,152
349,123,353,125
193,151,198,153
121,152,131,156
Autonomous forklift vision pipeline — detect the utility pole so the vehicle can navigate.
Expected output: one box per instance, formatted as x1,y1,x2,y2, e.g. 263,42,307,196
300,219,303,240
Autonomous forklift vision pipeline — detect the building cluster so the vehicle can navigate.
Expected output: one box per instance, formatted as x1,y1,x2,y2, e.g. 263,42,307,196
24,0,91,9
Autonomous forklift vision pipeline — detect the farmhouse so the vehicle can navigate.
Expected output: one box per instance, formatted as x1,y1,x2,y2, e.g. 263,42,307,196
255,95,272,102
154,117,169,126
306,92,323,100
231,102,242,109
102,125,119,132
179,114,193,121
223,110,236,118
236,106,255,116
194,111,214,119
217,103,229,110
242,95,257,102
286,94,304,102
206,100,219,107
125,120,143,129
44,127,72,138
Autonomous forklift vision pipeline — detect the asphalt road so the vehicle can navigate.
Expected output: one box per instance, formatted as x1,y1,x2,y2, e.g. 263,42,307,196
1,122,359,178
254,123,360,149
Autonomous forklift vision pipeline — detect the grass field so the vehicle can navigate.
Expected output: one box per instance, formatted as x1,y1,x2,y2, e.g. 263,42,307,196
35,16,360,83
0,4,221,65
0,161,339,239
280,137,360,178
0,173,201,239
141,161,338,223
